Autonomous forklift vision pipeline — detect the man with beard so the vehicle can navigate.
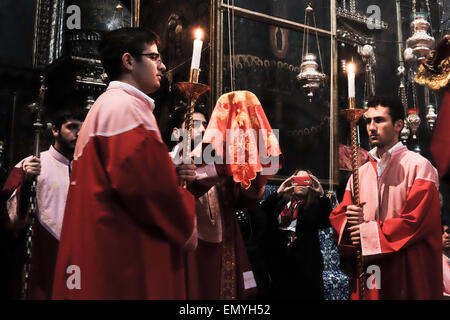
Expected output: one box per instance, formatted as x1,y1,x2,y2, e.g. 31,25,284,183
330,95,442,299
1,109,84,299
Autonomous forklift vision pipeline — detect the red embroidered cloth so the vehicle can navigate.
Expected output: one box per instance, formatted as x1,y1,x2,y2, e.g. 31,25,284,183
203,91,282,189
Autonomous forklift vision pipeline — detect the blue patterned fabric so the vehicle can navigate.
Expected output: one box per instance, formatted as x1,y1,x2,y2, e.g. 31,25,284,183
319,227,349,300
262,185,279,203
263,185,349,300
319,191,349,300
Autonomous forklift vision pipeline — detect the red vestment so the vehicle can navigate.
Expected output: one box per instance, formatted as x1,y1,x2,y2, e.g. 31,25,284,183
331,145,443,299
52,82,196,299
431,88,450,183
183,90,279,299
1,146,70,299
185,177,264,299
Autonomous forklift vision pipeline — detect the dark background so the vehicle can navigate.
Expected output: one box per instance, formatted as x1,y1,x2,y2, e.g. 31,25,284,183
0,0,448,210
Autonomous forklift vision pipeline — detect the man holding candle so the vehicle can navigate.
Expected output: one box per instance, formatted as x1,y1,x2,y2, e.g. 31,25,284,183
52,28,197,299
330,95,443,299
167,104,262,300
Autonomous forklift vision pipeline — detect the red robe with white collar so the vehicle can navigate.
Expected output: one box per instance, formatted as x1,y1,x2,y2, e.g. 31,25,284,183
52,82,196,299
330,145,442,299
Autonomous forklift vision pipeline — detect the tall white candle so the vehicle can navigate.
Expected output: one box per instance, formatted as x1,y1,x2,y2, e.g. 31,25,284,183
347,62,356,98
191,29,203,70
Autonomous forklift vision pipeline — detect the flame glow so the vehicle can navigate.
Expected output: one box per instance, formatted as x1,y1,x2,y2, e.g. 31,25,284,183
347,62,356,74
195,28,203,40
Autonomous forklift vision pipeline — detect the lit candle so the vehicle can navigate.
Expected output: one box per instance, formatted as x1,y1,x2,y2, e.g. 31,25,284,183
347,62,356,100
191,29,203,70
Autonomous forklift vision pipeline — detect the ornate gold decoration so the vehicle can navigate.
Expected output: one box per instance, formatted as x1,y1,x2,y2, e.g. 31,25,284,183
220,200,237,299
415,56,450,90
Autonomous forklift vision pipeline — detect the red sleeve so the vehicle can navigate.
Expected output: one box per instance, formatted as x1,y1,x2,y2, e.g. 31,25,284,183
431,89,450,182
329,186,356,256
101,126,197,249
359,179,441,256
1,166,25,226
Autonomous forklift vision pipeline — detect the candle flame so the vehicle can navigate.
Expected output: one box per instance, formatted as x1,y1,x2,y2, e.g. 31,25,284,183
194,28,203,40
347,62,356,74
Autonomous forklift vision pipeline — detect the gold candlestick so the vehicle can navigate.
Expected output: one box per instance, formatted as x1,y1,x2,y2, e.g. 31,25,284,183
340,104,366,300
189,68,200,83
176,69,210,188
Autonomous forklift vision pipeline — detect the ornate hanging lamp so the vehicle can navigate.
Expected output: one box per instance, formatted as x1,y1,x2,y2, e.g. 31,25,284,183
425,103,437,130
297,4,327,101
405,0,435,64
398,73,411,144
360,44,375,108
405,79,422,153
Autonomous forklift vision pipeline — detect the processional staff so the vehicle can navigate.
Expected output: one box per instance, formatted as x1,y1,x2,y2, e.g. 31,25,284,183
340,62,366,300
20,75,46,299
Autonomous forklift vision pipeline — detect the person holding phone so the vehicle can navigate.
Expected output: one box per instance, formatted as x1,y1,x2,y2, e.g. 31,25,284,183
259,169,332,299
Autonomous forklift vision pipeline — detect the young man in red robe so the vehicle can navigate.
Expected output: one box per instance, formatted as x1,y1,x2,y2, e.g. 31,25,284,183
52,28,197,299
330,96,443,299
1,109,83,299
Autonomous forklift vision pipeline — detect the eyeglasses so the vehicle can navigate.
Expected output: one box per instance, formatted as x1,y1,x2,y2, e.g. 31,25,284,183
135,52,163,64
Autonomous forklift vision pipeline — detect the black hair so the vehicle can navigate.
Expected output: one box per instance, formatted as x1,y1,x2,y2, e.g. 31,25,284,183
99,27,160,81
168,104,208,132
165,104,208,150
51,109,85,130
367,95,405,124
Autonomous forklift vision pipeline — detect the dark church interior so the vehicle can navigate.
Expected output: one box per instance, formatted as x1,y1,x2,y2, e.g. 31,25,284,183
0,0,449,303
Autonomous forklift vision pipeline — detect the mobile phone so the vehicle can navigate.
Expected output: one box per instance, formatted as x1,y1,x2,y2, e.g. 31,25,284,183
292,175,312,186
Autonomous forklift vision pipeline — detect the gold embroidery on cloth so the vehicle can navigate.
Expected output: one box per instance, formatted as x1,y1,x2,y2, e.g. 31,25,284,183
220,190,237,300
415,56,450,90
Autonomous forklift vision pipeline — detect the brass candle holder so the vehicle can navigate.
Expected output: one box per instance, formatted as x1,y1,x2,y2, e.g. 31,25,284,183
176,68,210,188
340,98,366,300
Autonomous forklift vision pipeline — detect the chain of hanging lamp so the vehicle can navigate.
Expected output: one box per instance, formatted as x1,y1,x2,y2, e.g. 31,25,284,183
412,0,431,19
301,4,325,74
226,0,236,92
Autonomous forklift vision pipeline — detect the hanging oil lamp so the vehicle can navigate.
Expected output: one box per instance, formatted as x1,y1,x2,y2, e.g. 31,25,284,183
400,125,411,144
425,104,437,130
406,15,435,62
406,109,421,140
297,53,327,100
297,4,327,100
